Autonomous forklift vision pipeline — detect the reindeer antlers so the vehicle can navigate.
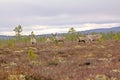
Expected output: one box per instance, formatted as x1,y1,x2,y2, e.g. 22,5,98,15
51,33,57,36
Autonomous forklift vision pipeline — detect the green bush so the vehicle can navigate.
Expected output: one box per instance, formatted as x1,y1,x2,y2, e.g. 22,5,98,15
113,33,119,41
99,37,104,42
28,49,36,61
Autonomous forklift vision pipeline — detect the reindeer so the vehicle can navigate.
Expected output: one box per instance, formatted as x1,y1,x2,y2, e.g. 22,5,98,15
86,34,102,42
77,33,88,44
30,31,37,44
77,34,102,44
77,36,87,44
51,33,65,44
45,37,51,44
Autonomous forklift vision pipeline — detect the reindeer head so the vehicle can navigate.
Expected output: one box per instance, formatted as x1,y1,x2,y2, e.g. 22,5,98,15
51,33,65,43
51,33,57,39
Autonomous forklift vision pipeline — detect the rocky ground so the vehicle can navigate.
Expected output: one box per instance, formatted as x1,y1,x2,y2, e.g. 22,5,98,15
0,40,120,80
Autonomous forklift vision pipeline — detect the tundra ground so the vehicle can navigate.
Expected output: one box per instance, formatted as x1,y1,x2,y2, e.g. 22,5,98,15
0,40,120,80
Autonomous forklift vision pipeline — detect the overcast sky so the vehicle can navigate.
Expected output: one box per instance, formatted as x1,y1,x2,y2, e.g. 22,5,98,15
0,0,120,35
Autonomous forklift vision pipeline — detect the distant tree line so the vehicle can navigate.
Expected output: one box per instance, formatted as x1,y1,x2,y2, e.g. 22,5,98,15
0,25,120,48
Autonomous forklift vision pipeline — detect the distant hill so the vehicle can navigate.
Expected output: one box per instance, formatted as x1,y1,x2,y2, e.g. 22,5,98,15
0,26,120,39
81,26,120,33
0,35,13,39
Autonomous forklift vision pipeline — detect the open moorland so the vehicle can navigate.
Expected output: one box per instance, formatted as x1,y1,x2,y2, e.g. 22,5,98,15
0,40,120,80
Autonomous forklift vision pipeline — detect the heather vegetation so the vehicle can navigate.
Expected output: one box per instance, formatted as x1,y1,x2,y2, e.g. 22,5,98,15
0,26,120,80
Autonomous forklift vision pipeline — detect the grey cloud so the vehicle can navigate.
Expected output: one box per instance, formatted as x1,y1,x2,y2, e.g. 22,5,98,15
1,0,120,17
0,0,120,35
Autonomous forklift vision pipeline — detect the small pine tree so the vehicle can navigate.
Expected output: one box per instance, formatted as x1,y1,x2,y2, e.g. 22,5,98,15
28,49,36,61
13,25,22,41
99,36,104,42
113,33,119,41
68,27,77,42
